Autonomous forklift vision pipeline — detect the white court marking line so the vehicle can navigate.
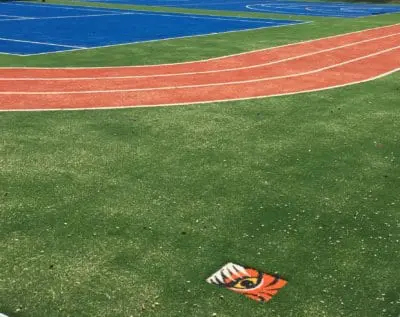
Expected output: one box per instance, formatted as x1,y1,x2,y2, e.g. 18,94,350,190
6,5,276,24
245,2,398,10
5,1,304,22
169,0,355,5
0,14,29,18
167,0,397,10
13,0,400,11
139,0,190,1
247,4,342,11
245,3,400,16
0,51,20,55
7,22,307,57
4,7,276,23
2,2,127,13
2,68,398,112
3,32,399,80
0,37,87,48
0,7,302,56
246,4,348,15
3,45,399,94
166,1,270,6
0,3,305,57
0,18,29,21
1,12,151,21
2,9,299,23
2,22,397,68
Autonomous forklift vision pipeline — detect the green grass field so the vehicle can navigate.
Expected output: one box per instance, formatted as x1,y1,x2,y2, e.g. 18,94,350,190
1,1,400,316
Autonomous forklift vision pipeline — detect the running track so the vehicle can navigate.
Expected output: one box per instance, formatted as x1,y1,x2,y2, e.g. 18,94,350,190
1,23,399,111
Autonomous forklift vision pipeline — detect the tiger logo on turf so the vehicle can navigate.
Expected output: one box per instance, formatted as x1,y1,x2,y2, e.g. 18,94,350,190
206,262,287,302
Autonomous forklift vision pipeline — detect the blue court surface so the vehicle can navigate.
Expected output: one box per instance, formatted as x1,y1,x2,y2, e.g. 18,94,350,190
0,2,303,55
81,0,400,18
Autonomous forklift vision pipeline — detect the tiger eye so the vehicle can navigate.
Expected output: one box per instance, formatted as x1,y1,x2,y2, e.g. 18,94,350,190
241,280,255,288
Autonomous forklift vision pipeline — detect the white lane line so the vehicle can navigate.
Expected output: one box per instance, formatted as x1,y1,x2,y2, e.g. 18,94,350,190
2,68,398,112
2,22,398,69
0,37,87,49
2,31,398,80
2,45,399,94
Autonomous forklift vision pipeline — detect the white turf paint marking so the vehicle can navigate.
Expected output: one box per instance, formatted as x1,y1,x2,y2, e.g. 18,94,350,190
2,22,398,68
0,37,87,49
206,263,246,285
6,22,307,57
2,68,398,112
3,45,399,94
3,32,398,80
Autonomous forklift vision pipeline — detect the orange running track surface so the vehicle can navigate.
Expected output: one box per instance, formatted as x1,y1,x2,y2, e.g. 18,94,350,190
1,23,399,111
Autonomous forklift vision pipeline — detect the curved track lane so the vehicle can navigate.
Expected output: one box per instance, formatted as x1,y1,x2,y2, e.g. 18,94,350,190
1,23,399,111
